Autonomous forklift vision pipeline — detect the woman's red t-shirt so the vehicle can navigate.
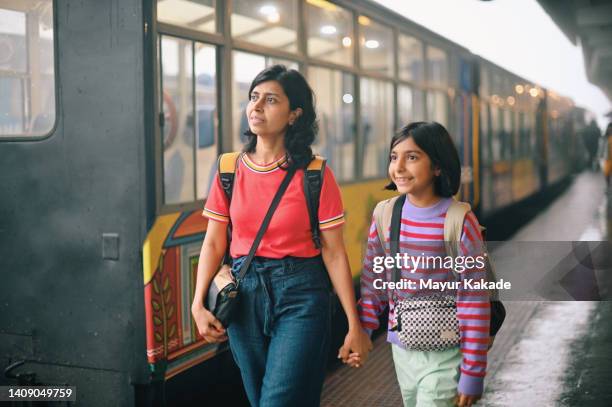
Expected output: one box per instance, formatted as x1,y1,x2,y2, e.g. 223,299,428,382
203,153,345,258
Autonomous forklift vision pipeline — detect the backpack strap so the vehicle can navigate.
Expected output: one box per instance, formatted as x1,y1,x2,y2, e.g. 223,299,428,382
303,156,326,249
373,195,401,252
444,200,501,302
217,152,240,265
372,194,404,291
443,200,471,261
217,152,241,203
389,195,406,284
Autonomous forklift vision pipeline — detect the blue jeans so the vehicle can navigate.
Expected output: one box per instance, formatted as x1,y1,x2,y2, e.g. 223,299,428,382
228,256,332,407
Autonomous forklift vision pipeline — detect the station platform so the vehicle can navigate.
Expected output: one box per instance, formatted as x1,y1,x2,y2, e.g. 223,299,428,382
321,171,612,406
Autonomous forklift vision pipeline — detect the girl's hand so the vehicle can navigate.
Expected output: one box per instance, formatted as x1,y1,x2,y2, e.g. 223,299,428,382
337,341,362,367
455,392,482,407
191,305,228,343
345,352,362,368
338,327,372,366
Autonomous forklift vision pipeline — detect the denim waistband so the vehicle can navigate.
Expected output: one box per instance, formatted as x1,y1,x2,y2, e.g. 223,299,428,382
234,255,322,266
231,255,324,276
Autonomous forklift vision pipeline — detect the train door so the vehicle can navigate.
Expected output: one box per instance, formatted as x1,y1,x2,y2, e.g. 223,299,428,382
143,32,223,383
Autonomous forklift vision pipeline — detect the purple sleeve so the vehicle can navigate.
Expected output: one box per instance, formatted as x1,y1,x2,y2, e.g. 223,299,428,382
456,211,490,395
358,217,389,335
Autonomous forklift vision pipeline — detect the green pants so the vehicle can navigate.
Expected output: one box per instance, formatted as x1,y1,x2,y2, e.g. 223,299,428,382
392,344,461,407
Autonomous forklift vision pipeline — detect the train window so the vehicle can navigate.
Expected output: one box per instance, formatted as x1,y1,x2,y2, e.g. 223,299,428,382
480,100,492,165
0,0,55,139
232,51,298,152
160,36,218,204
503,108,513,160
480,67,490,98
306,1,353,67
231,0,298,53
157,0,216,33
360,77,393,178
529,111,538,154
359,16,394,77
490,104,502,162
491,71,504,98
398,85,425,126
518,112,528,157
161,36,195,204
426,46,448,87
426,91,449,127
194,43,218,200
398,34,424,83
308,66,355,182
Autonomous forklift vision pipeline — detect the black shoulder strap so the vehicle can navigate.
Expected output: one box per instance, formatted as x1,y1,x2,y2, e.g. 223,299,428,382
303,156,326,249
390,194,406,283
218,152,241,203
217,152,240,265
237,168,296,281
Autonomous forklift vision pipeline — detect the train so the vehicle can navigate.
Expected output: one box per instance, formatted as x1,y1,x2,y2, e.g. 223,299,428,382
0,0,591,405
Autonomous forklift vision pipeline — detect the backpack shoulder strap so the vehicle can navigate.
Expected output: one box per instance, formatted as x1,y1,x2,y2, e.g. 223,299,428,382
372,195,401,253
389,195,406,283
303,156,326,249
443,200,471,259
217,152,241,203
217,152,240,266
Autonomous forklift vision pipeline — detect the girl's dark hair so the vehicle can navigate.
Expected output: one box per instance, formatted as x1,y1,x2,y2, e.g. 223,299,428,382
243,65,318,169
385,121,461,197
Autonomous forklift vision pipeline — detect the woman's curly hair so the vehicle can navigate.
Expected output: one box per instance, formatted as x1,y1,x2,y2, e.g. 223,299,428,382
243,65,318,170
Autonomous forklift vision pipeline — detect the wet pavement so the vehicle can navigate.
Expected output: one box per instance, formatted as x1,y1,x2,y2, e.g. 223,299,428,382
321,171,612,406
559,301,612,407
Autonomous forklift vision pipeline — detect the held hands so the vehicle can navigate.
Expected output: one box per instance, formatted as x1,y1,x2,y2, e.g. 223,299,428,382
191,304,228,343
337,327,373,368
455,393,482,407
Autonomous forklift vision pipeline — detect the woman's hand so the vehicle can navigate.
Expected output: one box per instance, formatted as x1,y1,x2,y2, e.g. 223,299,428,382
455,393,482,407
338,327,372,367
191,304,228,343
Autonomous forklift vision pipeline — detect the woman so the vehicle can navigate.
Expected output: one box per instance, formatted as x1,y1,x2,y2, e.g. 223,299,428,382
191,65,371,407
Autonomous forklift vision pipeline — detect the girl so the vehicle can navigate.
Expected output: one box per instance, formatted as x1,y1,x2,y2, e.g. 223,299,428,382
191,65,371,407
354,122,490,407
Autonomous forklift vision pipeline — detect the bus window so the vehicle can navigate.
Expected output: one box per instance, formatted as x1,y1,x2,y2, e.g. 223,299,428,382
0,0,55,138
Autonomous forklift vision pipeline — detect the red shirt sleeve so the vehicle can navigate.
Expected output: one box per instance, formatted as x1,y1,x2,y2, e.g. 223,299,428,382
202,172,230,223
318,166,345,230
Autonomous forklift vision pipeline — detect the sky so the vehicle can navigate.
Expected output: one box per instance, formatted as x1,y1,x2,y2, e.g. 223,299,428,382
372,0,611,129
